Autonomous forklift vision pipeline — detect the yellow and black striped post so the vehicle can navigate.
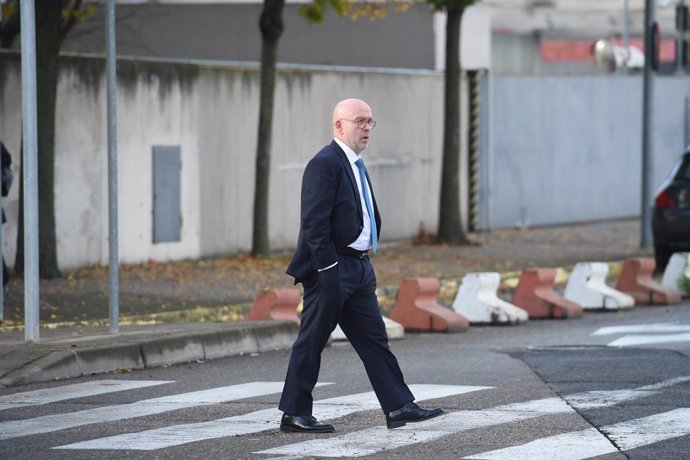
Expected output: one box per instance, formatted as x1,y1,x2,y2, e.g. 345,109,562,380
467,70,481,232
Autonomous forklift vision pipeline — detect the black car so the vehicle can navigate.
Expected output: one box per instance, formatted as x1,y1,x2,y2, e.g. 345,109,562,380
652,149,690,270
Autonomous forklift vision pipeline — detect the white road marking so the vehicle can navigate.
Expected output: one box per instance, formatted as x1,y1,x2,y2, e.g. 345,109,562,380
464,427,617,459
256,397,572,457
55,384,489,451
605,408,690,450
590,323,690,347
257,377,690,458
465,408,690,459
607,333,690,347
0,381,289,440
565,376,690,409
0,380,171,411
591,323,690,336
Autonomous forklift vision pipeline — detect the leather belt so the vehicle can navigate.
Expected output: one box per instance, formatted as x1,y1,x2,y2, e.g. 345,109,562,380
338,247,369,259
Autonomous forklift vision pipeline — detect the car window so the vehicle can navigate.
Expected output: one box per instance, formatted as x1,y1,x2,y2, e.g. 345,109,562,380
672,155,690,180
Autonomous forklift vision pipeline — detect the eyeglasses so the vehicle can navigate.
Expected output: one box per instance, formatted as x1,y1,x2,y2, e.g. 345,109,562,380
341,118,377,129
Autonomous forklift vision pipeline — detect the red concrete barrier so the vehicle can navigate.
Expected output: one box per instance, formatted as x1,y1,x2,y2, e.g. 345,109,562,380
512,268,583,319
615,257,682,305
245,288,301,323
390,278,469,332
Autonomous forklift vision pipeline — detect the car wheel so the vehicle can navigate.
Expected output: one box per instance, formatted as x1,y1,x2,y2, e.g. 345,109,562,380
654,243,672,273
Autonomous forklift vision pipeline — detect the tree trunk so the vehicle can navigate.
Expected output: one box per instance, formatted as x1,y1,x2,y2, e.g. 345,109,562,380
437,5,469,244
252,0,284,257
0,1,21,48
16,0,62,278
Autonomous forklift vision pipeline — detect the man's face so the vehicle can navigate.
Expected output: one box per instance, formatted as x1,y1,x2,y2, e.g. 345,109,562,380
336,103,374,155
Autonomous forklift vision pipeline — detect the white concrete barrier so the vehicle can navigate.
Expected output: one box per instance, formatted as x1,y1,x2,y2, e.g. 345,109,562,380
331,317,405,342
661,252,690,297
564,262,635,310
452,272,528,324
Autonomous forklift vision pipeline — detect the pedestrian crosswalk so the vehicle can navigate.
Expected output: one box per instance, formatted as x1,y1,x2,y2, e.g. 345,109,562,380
0,377,688,458
55,384,487,451
0,381,287,440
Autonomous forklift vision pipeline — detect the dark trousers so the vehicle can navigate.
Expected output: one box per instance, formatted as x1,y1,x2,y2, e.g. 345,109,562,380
279,255,414,415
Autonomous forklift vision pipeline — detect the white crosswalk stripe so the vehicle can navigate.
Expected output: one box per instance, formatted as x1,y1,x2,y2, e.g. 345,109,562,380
608,332,690,347
565,375,690,409
255,377,690,458
1,378,687,458
464,428,616,460
605,408,690,450
0,380,171,411
592,323,690,347
466,408,690,459
0,381,288,440
256,398,571,458
591,324,690,335
54,384,488,451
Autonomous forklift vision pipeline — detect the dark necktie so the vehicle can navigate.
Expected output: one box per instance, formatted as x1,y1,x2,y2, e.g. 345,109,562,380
355,158,378,253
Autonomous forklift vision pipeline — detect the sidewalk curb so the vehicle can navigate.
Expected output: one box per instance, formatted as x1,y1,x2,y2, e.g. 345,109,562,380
0,321,298,388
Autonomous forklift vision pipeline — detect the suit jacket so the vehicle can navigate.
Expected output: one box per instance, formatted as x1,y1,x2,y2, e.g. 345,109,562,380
287,140,381,284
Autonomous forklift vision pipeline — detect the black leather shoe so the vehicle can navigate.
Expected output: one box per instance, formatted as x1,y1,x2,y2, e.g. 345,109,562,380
386,401,444,429
280,414,334,433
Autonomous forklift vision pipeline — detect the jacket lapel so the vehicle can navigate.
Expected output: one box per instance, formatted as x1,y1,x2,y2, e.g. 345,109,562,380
331,141,363,218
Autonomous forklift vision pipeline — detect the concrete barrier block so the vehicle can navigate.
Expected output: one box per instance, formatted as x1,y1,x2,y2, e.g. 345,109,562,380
245,288,301,323
512,268,583,319
564,262,635,310
331,317,405,342
390,278,469,332
661,252,690,297
452,272,529,324
615,257,682,305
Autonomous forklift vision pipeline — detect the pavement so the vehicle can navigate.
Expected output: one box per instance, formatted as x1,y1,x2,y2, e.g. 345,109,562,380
0,218,653,388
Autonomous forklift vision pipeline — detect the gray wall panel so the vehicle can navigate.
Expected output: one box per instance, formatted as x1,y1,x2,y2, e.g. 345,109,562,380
490,76,689,228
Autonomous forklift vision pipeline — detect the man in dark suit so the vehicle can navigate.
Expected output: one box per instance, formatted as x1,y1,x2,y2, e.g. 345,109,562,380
278,98,443,433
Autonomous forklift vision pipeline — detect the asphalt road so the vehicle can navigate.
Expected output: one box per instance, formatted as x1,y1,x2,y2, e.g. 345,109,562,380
1,302,689,459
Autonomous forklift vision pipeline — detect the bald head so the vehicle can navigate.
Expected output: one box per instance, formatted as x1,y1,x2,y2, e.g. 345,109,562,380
332,98,374,154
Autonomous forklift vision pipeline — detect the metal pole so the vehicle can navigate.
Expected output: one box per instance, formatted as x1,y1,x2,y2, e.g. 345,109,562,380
641,0,656,248
623,0,630,74
20,0,39,342
106,0,120,334
686,95,690,147
677,0,686,73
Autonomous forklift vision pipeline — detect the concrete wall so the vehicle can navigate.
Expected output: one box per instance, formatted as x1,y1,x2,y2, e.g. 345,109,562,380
0,54,458,269
3,52,685,271
489,75,689,228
